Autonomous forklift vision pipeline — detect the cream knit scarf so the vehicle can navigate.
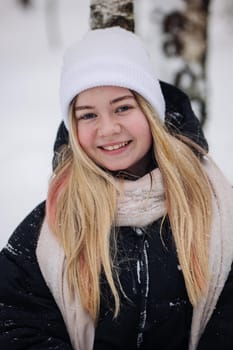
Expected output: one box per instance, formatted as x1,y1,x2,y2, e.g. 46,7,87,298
36,158,233,350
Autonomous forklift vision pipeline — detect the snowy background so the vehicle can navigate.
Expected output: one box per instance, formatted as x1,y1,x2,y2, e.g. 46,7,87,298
0,0,233,248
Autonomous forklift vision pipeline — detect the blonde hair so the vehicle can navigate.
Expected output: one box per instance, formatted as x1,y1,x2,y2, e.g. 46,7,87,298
46,92,212,321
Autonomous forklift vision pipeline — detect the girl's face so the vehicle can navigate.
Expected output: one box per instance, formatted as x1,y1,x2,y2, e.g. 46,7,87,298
74,86,153,176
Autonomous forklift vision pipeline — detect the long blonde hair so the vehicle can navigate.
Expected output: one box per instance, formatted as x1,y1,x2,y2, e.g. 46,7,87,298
46,92,212,321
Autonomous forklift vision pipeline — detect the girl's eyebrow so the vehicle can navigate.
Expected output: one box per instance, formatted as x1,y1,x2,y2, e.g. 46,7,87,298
74,95,135,111
110,95,135,104
74,105,94,111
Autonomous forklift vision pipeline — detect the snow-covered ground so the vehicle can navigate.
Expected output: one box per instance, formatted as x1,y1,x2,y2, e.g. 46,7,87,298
0,0,233,248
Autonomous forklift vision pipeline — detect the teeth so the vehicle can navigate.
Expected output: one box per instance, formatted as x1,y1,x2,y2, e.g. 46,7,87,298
103,142,128,151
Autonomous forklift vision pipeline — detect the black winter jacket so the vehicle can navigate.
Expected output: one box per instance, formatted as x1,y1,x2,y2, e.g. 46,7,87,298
1,204,233,349
1,82,233,349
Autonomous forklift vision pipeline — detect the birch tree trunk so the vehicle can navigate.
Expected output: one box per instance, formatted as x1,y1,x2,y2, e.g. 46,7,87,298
161,0,211,125
90,0,135,32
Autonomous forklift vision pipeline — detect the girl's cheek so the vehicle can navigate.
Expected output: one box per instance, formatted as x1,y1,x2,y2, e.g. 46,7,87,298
78,130,92,149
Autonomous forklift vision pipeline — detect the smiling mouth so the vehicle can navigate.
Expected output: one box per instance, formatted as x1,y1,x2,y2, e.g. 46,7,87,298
100,141,131,151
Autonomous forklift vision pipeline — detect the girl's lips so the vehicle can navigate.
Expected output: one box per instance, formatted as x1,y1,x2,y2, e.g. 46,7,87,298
99,141,131,151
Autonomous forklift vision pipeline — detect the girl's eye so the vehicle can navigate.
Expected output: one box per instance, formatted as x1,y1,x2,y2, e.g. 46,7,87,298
77,113,97,121
116,105,132,113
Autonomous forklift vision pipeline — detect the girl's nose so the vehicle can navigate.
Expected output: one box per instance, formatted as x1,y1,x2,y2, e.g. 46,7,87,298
97,116,121,137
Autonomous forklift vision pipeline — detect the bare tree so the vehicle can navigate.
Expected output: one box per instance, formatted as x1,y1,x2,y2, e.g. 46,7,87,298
17,0,61,47
18,0,31,6
45,0,61,47
90,0,134,31
159,0,211,125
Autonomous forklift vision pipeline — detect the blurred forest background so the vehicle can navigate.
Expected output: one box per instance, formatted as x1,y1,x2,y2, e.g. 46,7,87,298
0,0,233,247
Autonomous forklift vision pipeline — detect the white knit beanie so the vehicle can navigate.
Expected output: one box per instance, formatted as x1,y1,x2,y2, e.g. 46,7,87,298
60,27,165,129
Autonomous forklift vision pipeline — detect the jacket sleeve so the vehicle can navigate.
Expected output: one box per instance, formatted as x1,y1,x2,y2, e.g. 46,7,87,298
196,262,233,349
0,203,73,350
